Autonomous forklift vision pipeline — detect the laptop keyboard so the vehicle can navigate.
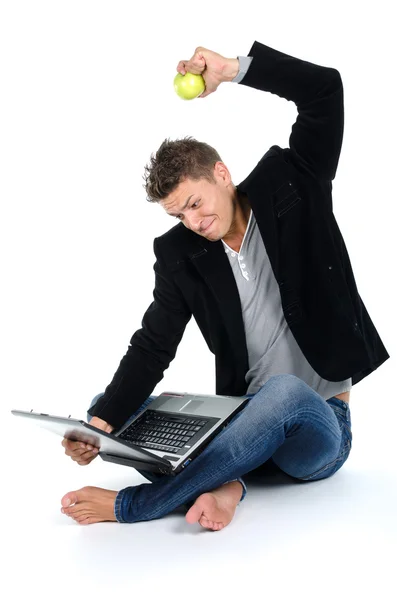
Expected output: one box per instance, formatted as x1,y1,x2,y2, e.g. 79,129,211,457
118,410,209,454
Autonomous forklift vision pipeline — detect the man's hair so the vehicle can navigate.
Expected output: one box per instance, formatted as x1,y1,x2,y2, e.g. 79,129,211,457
143,136,222,203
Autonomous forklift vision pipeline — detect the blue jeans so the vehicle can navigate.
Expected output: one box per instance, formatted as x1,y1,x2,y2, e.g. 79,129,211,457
87,374,352,523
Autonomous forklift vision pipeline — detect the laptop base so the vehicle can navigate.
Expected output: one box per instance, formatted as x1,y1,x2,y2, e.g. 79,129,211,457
100,452,175,475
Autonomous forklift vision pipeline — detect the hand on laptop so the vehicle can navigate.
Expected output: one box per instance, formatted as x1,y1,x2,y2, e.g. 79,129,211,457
61,416,114,466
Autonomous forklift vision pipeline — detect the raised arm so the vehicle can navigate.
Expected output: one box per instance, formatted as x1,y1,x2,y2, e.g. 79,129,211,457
239,41,344,182
178,41,344,181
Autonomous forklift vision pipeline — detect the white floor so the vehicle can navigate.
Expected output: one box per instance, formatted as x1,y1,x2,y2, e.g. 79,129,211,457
6,389,397,600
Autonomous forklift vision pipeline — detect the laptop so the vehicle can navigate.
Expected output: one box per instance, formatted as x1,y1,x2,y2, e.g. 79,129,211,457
11,391,250,476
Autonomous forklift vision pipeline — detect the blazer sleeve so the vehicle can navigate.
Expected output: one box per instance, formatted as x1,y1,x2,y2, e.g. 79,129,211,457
88,237,192,430
239,40,344,182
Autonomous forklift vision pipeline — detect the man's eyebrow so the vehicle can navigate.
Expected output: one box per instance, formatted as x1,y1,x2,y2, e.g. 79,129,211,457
167,194,194,216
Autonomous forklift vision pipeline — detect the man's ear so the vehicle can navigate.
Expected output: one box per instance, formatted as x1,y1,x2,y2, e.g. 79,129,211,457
214,161,232,186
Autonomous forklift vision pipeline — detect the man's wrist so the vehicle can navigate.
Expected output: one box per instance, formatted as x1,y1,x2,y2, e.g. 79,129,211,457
222,58,240,82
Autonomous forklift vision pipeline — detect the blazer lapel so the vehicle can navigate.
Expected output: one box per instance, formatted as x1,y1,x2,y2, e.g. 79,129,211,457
188,235,248,365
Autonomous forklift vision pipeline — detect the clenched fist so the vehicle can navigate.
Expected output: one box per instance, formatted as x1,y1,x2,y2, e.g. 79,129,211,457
176,47,239,98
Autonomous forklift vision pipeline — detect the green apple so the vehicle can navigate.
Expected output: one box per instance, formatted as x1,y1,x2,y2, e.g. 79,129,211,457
174,72,206,100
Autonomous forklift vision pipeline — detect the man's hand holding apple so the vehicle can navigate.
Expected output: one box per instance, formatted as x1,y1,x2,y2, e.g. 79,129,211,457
176,47,239,99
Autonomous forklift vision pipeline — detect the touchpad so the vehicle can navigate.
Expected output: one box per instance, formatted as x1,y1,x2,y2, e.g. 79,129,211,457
180,399,205,414
153,396,205,414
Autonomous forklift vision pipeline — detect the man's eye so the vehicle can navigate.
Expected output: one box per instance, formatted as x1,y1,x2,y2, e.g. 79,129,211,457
175,200,200,220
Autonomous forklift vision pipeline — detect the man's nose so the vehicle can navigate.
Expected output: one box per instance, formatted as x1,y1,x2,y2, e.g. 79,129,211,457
187,215,203,232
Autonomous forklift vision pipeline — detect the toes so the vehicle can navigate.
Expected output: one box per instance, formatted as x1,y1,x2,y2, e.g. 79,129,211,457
185,502,204,524
186,493,230,531
62,507,95,524
61,486,94,508
199,517,213,530
199,517,224,531
61,491,79,508
78,519,93,526
75,515,96,525
62,503,89,516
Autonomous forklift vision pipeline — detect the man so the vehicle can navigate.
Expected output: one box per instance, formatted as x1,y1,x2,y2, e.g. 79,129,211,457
60,41,389,530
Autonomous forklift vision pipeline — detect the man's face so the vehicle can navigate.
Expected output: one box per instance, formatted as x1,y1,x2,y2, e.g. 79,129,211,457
159,162,235,241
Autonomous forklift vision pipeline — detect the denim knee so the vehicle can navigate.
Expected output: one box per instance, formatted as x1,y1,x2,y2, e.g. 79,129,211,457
254,374,320,412
259,373,312,396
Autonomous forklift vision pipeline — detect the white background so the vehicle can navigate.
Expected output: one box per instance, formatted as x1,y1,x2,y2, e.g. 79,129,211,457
1,1,396,599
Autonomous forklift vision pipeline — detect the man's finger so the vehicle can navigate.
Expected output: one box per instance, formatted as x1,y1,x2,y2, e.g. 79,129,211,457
64,444,88,458
62,439,75,451
63,439,84,452
77,450,98,465
199,88,212,99
185,64,204,75
77,448,99,461
70,446,92,457
177,60,187,75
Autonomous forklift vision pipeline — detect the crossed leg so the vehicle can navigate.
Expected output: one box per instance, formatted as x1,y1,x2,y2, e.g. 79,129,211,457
61,375,346,529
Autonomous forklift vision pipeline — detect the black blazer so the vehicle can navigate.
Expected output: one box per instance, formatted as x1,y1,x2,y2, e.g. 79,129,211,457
90,41,390,429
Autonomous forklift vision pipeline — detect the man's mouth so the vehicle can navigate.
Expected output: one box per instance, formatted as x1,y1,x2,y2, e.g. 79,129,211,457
201,219,214,233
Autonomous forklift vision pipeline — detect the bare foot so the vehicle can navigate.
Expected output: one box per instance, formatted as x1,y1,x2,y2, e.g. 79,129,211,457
61,486,118,525
185,481,243,531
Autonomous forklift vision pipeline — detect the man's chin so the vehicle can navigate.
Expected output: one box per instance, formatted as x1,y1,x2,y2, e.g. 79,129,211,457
202,228,217,239
206,233,222,242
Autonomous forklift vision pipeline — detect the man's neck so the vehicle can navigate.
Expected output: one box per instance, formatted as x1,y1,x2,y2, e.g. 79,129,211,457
222,190,251,253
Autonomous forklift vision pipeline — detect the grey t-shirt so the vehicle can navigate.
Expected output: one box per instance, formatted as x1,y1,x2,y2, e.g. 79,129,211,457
221,210,352,400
